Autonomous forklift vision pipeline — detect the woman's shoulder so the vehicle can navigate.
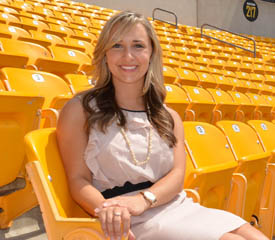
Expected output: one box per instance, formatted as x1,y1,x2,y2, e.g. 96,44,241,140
164,105,182,123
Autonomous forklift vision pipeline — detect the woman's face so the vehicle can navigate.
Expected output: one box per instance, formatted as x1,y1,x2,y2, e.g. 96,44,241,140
105,23,152,88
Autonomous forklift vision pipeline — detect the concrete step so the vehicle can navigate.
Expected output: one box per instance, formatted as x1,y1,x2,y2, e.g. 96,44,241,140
0,206,47,240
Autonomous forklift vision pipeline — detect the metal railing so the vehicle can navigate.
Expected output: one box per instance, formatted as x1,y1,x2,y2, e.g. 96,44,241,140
201,23,257,58
152,8,178,28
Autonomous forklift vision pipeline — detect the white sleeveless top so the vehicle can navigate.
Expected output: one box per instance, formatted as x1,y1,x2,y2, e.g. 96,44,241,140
84,109,174,193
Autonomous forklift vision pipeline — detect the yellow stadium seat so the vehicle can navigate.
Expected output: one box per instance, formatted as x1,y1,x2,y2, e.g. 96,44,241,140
195,71,217,88
17,15,49,32
42,23,75,38
64,73,93,93
247,120,275,158
174,68,198,86
222,70,236,78
163,65,178,84
0,12,20,25
164,84,189,120
227,91,255,122
247,120,275,238
193,64,209,74
56,37,94,57
0,23,31,39
24,128,111,239
0,5,19,15
71,29,97,43
216,121,273,237
181,85,215,122
224,60,241,72
0,38,52,68
253,63,266,75
183,122,244,216
245,93,273,121
206,88,238,123
35,45,92,76
209,59,225,70
250,73,265,83
256,83,274,96
0,91,43,228
212,74,234,91
265,74,275,87
235,71,251,81
21,30,65,48
0,38,29,68
0,67,72,127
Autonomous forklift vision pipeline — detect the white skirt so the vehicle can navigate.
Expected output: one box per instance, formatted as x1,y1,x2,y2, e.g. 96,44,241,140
131,191,247,240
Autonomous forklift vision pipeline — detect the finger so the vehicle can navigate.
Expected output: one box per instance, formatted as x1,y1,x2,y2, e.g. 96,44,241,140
106,207,115,239
128,229,136,240
121,208,131,237
113,208,122,239
103,200,118,208
97,209,108,238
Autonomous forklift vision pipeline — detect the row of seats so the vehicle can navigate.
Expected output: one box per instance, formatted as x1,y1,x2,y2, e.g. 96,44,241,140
165,84,275,123
0,0,275,239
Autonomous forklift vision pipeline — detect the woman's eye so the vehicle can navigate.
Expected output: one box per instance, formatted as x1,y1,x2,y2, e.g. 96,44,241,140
112,43,122,48
135,44,144,48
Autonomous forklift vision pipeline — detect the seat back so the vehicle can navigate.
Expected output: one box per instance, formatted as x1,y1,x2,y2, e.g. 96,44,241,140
227,91,255,121
181,85,215,122
0,67,72,108
64,73,94,93
0,38,52,65
164,84,189,120
0,92,43,186
247,120,275,154
24,128,89,218
207,88,238,123
216,120,270,221
183,122,237,210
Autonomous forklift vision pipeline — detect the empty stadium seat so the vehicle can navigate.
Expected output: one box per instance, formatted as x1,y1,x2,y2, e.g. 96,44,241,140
216,121,272,231
174,68,199,86
164,84,189,120
0,38,29,68
206,88,238,123
245,93,273,121
183,122,244,215
163,65,178,84
181,85,215,122
0,38,52,67
64,73,94,93
34,45,92,76
0,68,72,127
227,91,256,121
0,23,31,39
0,91,43,228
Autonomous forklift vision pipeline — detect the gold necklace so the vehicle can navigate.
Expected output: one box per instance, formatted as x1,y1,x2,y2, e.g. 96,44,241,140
120,125,152,166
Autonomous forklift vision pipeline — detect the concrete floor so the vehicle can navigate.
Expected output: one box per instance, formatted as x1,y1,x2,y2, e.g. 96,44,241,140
0,206,47,240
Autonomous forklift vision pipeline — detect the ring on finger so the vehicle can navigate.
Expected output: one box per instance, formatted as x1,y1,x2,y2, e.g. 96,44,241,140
114,212,121,217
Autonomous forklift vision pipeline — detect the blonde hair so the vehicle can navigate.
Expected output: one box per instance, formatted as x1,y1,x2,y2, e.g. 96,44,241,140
82,11,176,147
92,11,164,95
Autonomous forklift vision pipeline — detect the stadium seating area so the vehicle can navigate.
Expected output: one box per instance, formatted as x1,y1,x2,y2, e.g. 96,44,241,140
0,0,275,238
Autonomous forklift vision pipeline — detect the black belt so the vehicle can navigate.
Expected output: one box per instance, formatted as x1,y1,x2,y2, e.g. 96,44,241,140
101,181,153,199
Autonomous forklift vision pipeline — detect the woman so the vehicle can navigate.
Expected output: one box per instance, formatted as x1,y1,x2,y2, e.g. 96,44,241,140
57,11,268,240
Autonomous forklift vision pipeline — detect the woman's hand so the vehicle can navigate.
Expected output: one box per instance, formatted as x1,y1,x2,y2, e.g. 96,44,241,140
95,205,134,240
95,194,149,239
103,194,151,216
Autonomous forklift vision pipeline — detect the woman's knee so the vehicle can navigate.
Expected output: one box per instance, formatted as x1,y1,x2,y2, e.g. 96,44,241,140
220,232,246,240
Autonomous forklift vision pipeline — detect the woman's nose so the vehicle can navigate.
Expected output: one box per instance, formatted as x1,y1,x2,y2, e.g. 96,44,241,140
123,47,134,59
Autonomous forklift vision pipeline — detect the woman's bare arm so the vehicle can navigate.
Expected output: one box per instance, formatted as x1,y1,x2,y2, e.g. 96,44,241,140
56,97,105,216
